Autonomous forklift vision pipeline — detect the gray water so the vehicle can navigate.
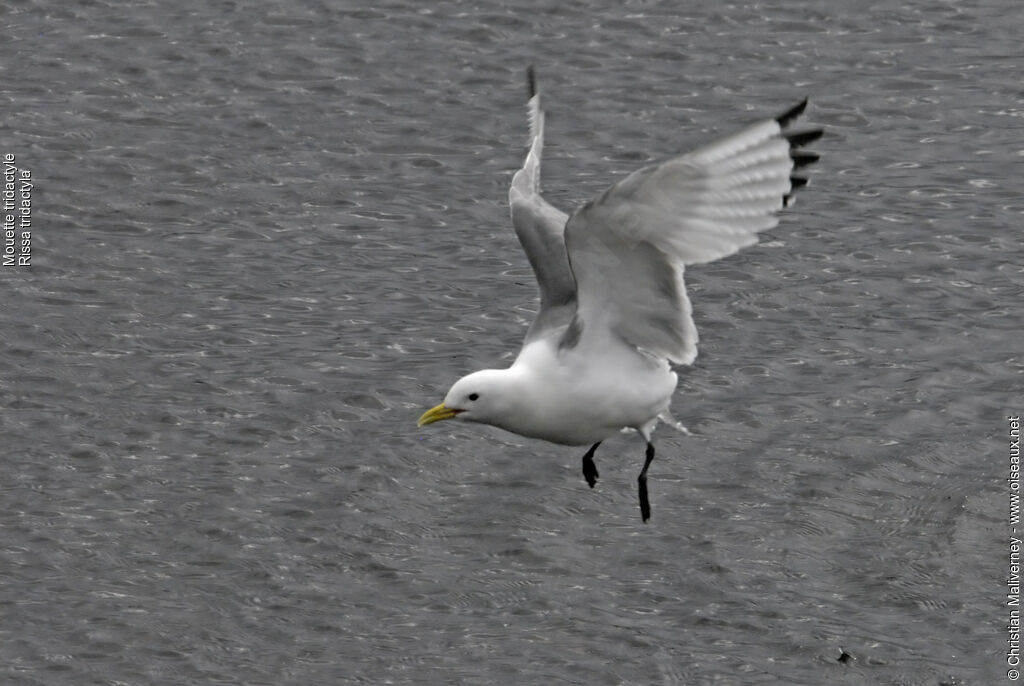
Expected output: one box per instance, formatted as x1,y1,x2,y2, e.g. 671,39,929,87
1,0,1019,684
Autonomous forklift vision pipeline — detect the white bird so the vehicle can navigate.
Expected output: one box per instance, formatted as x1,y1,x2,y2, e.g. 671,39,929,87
419,67,822,521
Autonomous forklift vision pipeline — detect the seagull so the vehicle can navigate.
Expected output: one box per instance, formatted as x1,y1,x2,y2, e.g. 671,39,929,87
418,67,822,522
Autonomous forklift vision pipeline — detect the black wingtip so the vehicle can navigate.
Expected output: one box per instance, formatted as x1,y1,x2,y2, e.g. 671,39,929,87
783,176,810,207
785,128,824,148
526,65,537,99
790,150,820,168
776,97,808,127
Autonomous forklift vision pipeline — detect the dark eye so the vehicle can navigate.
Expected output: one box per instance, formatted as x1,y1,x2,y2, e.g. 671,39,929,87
468,393,479,401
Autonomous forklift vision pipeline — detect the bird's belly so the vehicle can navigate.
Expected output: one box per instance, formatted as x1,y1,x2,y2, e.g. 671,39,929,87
516,363,677,446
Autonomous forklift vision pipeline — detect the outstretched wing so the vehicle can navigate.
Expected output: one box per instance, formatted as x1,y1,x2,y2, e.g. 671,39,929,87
508,67,577,345
563,100,823,365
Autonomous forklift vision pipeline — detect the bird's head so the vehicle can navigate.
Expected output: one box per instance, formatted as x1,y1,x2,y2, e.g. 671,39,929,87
417,369,517,429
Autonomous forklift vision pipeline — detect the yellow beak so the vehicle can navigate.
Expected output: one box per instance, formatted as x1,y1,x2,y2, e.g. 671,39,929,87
417,403,463,427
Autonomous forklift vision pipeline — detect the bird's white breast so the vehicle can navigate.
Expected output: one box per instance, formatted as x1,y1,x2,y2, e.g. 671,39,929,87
500,339,678,446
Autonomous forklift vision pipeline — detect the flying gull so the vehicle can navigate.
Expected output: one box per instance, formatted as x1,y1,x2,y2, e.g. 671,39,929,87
419,67,822,522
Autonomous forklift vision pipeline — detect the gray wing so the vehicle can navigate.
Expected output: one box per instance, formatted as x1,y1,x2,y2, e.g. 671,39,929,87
508,67,577,345
563,100,823,365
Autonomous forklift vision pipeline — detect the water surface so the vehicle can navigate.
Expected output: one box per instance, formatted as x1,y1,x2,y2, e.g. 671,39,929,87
1,0,1018,683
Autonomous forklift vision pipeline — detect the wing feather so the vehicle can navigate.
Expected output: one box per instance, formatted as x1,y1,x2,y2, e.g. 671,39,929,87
563,103,822,365
508,67,576,344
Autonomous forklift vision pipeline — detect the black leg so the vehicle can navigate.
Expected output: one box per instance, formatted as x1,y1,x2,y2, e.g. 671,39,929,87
638,442,655,522
581,442,601,488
